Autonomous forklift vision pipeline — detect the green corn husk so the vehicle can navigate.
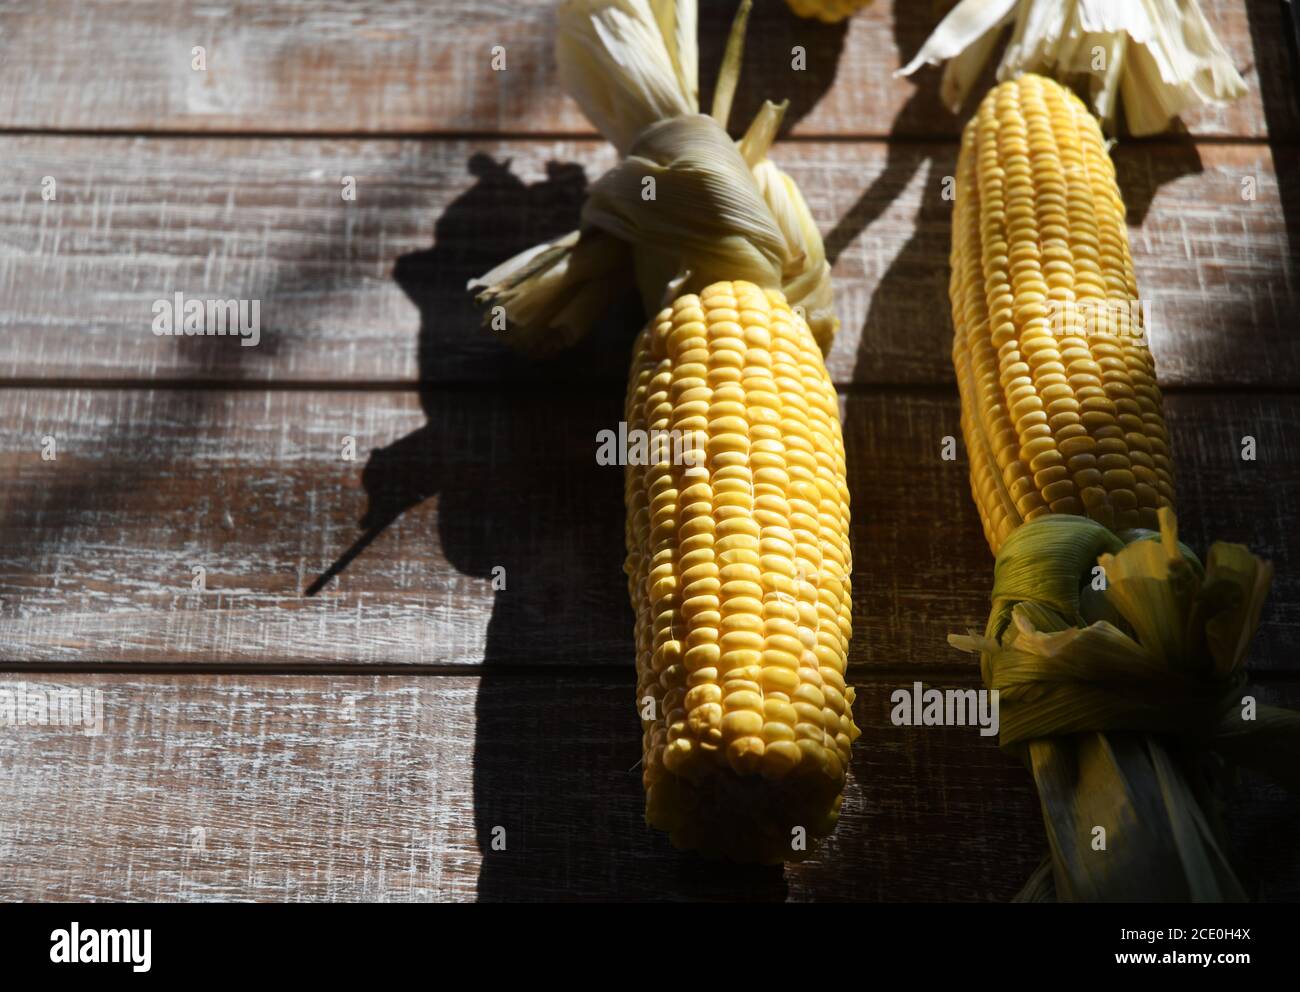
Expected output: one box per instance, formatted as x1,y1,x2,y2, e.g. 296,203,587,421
951,509,1300,901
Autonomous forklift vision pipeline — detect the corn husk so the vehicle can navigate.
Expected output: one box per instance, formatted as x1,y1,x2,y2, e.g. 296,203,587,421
582,113,787,308
470,0,839,354
897,0,1248,136
467,231,633,355
556,0,697,156
738,101,838,351
952,509,1298,901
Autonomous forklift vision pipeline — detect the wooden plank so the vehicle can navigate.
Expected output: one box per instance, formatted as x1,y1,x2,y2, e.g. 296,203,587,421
2,136,1296,387
0,673,1293,901
3,387,1297,671
0,1,1286,140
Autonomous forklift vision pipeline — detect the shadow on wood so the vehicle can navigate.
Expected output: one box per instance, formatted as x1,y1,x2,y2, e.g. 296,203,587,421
307,152,788,899
698,0,847,136
1247,0,1300,294
0,234,284,568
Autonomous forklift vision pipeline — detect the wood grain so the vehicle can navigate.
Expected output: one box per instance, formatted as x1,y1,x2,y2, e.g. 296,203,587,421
3,387,1296,671
0,1,1287,140
2,0,1296,907
0,673,1293,902
2,136,1295,386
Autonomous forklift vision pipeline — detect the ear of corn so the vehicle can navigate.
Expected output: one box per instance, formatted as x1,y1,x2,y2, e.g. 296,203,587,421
947,74,1296,904
950,73,1174,556
471,0,857,862
624,279,857,862
785,0,872,24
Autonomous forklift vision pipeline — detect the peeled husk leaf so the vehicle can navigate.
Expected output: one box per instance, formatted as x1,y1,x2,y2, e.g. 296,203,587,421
469,0,839,354
951,509,1298,901
468,231,633,354
897,0,1248,136
582,114,788,306
738,101,839,351
556,0,697,156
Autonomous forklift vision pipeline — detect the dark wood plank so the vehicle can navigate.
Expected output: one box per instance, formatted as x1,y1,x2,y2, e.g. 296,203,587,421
2,137,1295,386
0,1,1285,140
3,387,1296,671
0,673,1292,901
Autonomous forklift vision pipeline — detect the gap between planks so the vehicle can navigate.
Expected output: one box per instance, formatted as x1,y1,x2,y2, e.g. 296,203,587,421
0,662,1296,684
0,128,1290,148
0,662,980,679
0,382,1296,397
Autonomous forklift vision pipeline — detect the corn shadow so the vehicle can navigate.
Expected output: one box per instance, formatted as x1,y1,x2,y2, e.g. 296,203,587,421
698,0,847,135
1247,0,1300,244
1243,0,1300,371
1237,0,1300,891
310,153,789,899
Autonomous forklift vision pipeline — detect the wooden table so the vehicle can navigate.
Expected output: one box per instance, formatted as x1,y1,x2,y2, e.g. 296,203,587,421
1,0,1296,901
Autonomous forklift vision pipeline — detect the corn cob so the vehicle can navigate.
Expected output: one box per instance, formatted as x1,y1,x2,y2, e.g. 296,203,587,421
950,73,1175,555
625,280,857,862
471,0,858,862
946,74,1298,903
785,0,872,24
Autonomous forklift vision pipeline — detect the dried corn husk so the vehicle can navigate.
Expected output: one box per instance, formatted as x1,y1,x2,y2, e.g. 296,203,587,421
470,0,839,353
738,101,837,350
952,509,1299,901
897,0,1248,135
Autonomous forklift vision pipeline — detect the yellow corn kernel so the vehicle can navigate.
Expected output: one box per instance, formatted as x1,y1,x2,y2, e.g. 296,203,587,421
625,280,858,863
950,75,1175,555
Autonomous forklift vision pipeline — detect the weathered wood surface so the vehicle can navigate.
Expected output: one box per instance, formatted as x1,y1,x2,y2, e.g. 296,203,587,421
3,387,1296,671
2,136,1295,386
2,0,1297,906
0,673,1294,902
0,1,1288,140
